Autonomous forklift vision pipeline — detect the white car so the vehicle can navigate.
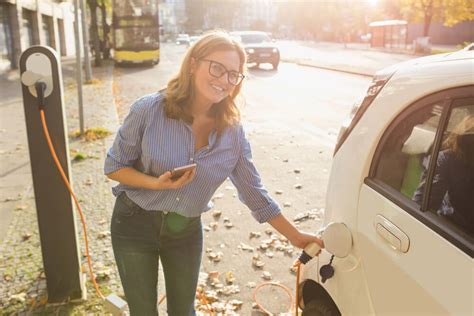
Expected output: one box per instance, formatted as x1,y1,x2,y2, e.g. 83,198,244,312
311,49,474,315
175,33,190,46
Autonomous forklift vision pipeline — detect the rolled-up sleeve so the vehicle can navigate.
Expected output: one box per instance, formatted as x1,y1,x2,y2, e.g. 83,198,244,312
104,98,149,175
229,125,281,223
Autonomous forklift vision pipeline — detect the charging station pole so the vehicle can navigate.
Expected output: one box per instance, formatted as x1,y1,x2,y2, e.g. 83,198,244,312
19,46,85,302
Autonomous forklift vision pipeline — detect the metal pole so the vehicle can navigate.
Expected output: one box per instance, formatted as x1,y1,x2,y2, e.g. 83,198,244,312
79,0,93,81
73,0,85,135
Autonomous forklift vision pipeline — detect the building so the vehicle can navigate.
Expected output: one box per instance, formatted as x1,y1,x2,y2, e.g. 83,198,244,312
158,0,186,36
234,0,277,31
0,0,76,72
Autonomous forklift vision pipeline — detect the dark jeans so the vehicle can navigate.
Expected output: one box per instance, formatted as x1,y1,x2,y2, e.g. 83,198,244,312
111,192,203,316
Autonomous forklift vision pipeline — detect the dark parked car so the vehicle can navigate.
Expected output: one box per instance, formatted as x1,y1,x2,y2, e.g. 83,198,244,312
231,31,280,70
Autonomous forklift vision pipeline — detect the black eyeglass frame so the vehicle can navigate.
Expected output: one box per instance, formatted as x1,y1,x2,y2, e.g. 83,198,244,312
199,58,245,86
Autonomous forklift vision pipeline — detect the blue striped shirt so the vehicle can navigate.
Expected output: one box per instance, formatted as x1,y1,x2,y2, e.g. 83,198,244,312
104,92,281,223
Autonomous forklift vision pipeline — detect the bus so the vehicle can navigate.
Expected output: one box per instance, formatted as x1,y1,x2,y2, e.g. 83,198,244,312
112,0,160,65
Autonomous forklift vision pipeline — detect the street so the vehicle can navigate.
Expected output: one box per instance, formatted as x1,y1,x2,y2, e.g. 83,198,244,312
111,42,371,314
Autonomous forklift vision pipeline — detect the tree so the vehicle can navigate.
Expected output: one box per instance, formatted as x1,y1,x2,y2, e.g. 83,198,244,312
99,0,112,59
87,0,101,66
400,0,474,36
86,0,110,66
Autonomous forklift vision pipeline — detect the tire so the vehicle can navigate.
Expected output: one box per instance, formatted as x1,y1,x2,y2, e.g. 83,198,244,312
272,62,279,70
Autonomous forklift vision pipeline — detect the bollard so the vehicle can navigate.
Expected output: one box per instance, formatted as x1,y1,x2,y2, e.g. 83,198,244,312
19,46,86,303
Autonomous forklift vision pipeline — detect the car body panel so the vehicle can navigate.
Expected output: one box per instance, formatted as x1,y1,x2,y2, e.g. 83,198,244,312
321,52,474,315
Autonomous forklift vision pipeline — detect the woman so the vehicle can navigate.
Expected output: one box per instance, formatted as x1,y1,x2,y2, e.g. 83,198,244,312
105,31,323,315
413,114,474,233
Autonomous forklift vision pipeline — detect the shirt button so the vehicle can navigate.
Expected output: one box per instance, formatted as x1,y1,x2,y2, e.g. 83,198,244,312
176,197,180,201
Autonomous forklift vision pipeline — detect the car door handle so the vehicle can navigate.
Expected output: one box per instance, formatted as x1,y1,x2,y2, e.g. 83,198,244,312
374,215,410,253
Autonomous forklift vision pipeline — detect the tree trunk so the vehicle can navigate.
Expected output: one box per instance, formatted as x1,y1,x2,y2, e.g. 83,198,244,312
423,14,432,36
423,0,434,37
100,3,110,59
88,0,101,66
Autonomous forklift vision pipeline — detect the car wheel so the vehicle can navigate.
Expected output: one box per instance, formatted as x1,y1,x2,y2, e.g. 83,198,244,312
299,280,341,316
272,62,279,70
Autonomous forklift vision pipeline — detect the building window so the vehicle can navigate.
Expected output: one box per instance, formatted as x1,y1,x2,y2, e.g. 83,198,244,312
42,14,53,48
0,4,13,67
21,9,34,50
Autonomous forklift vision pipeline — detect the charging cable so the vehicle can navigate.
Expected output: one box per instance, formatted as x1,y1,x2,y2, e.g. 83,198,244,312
35,82,104,300
253,242,321,315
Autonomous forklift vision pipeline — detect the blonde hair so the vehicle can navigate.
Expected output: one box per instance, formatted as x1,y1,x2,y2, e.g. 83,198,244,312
164,31,247,133
443,114,474,166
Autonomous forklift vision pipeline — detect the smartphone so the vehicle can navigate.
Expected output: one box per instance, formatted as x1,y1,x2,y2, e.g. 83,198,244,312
170,163,197,180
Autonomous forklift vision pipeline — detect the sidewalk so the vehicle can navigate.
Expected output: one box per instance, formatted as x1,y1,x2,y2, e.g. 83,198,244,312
279,40,441,77
0,60,122,314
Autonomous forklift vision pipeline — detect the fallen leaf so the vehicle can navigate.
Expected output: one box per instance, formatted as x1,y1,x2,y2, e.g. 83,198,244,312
9,292,27,304
238,242,254,252
22,233,32,241
212,210,222,219
249,231,261,239
261,271,272,280
225,271,235,284
15,205,27,211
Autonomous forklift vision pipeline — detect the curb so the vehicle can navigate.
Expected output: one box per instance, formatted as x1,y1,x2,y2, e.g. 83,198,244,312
280,57,375,77
295,61,374,77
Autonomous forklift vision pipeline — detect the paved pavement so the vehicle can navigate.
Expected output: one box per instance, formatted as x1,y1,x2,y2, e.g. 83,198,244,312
279,40,420,77
0,42,423,313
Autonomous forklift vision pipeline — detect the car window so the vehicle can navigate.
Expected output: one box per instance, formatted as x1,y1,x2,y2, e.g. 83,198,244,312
370,92,474,253
373,103,442,203
418,104,474,236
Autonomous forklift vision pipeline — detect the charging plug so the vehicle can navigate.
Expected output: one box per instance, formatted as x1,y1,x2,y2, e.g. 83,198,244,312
34,82,47,110
104,294,127,316
298,242,322,265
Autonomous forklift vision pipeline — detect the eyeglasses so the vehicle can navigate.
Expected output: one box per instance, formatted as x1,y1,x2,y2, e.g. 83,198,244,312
200,59,245,86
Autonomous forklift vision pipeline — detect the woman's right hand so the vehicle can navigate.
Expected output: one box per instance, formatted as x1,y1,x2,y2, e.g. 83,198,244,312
153,168,196,190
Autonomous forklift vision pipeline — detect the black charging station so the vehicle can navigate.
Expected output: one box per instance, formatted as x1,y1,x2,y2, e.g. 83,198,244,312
19,46,85,303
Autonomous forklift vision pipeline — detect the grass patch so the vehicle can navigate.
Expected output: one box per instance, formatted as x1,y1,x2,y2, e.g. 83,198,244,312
70,127,112,141
431,49,455,55
72,152,87,162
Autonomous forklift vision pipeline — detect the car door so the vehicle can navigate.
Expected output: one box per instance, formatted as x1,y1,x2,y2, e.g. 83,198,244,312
356,88,473,315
